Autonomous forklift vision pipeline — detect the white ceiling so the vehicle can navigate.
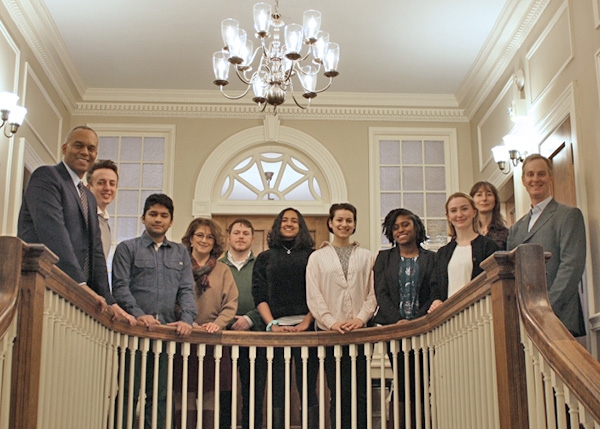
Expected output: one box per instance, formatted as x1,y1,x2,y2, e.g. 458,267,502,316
40,0,509,97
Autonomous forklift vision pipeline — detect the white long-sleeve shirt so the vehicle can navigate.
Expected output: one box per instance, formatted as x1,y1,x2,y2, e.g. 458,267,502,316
306,241,377,330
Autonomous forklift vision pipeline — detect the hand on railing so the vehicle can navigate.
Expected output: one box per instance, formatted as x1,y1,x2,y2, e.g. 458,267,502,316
109,303,137,326
230,316,251,331
166,321,193,337
331,318,364,334
427,299,443,313
199,321,220,333
137,314,161,331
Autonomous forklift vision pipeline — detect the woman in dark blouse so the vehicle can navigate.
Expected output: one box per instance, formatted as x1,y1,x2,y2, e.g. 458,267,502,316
470,181,509,249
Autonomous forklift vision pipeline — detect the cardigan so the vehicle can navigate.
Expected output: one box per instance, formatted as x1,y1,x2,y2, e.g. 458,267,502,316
193,261,239,329
306,241,376,330
430,234,499,302
373,247,437,324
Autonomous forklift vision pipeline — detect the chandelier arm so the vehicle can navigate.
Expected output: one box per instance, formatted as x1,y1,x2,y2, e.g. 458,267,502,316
3,127,14,138
219,85,252,100
233,67,254,86
290,91,309,110
312,76,334,94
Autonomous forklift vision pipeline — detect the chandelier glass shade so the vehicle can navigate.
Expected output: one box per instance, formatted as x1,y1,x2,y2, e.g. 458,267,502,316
212,1,340,111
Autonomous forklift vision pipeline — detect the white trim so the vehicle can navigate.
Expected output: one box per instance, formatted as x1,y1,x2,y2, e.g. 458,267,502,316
525,0,573,105
368,127,459,251
87,123,176,198
594,0,600,29
193,118,347,217
23,62,63,160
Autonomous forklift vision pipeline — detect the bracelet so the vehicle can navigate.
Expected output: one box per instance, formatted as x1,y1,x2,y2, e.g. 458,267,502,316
266,320,279,332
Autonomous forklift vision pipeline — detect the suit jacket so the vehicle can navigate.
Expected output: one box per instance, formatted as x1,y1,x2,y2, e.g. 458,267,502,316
507,198,586,336
373,247,437,324
17,162,114,304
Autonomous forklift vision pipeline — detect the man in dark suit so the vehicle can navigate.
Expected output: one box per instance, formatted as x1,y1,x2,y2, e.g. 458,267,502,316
507,154,586,337
18,125,134,325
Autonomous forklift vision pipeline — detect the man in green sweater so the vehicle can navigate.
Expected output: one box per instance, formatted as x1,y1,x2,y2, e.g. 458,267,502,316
219,219,266,429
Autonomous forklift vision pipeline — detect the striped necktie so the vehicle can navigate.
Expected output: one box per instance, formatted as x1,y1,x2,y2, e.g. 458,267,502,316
77,181,90,279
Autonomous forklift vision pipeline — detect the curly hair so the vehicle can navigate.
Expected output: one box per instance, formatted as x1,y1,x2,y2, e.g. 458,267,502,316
181,217,225,258
382,208,428,246
267,207,315,250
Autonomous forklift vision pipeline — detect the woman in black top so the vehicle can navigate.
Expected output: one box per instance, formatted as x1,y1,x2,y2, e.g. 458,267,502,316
252,207,318,429
470,181,509,249
374,208,436,428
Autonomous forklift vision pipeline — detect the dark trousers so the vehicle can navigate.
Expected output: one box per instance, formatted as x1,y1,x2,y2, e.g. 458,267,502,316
116,344,169,429
324,344,367,429
238,346,267,429
271,346,319,409
387,345,425,429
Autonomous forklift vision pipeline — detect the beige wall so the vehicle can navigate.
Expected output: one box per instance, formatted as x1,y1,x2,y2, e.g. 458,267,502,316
2,0,600,350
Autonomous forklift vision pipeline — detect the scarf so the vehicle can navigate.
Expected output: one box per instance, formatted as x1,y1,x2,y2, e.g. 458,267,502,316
191,255,217,296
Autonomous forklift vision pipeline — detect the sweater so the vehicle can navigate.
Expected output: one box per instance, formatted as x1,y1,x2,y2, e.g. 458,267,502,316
252,246,314,320
193,261,239,329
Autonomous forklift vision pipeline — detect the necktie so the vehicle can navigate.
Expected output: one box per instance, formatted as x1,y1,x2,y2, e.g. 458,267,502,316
77,181,90,280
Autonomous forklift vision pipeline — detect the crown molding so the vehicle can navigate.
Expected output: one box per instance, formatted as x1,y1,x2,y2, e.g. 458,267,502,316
3,0,85,111
74,89,467,121
457,0,551,119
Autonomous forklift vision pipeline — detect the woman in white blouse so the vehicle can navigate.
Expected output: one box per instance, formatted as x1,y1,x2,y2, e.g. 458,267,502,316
306,203,376,429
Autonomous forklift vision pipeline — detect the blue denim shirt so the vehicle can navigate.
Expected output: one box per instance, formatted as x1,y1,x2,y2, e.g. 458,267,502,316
112,231,197,325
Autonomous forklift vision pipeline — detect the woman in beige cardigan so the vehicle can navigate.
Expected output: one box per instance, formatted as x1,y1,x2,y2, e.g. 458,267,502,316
181,217,238,429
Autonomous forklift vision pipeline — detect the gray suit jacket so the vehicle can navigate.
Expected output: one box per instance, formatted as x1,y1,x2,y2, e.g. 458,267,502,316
507,198,586,336
17,162,114,304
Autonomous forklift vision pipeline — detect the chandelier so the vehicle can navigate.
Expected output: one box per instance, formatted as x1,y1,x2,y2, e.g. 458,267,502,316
212,1,340,111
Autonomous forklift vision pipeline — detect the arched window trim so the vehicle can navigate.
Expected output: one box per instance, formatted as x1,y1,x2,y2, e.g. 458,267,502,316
193,117,347,217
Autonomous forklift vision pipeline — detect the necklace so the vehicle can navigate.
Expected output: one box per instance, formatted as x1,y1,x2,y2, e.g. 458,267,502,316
282,244,293,254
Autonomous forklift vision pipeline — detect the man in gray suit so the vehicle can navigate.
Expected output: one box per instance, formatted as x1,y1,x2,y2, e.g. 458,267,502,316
507,154,586,336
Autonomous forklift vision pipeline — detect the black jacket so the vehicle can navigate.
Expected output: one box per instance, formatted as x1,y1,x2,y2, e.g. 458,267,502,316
373,247,437,324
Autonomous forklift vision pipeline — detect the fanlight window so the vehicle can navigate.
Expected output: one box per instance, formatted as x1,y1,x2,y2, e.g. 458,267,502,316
220,152,322,201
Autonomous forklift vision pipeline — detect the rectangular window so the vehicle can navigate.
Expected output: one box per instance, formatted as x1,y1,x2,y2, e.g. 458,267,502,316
369,128,459,251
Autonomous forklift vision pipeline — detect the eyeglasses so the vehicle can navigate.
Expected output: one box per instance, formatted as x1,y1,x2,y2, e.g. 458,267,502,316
193,232,215,241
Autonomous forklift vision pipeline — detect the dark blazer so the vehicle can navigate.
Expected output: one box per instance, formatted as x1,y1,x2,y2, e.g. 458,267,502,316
507,198,586,336
17,162,114,304
430,234,499,302
373,247,437,324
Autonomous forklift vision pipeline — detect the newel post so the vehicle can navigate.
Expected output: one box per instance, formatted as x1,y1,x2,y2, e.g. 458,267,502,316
10,241,58,429
481,248,529,428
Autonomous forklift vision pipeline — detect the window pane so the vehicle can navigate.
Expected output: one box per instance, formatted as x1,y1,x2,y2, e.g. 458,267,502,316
380,167,400,191
403,193,424,217
239,163,263,191
426,193,447,217
285,179,313,200
279,165,304,191
120,137,143,161
403,167,423,191
229,179,258,200
117,190,141,215
143,137,165,161
381,193,401,218
425,167,446,191
116,217,139,243
402,140,422,164
425,140,445,164
119,164,141,188
142,164,163,189
379,140,400,164
99,137,119,160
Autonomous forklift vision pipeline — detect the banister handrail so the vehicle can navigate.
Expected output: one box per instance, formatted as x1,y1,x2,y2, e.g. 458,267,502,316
513,244,600,422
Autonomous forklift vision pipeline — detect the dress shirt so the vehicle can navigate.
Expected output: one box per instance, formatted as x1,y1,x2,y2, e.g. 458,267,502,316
528,196,552,232
112,231,197,325
306,241,376,330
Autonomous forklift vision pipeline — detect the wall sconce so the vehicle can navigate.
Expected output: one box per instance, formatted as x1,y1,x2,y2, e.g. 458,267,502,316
0,91,27,137
492,134,525,174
